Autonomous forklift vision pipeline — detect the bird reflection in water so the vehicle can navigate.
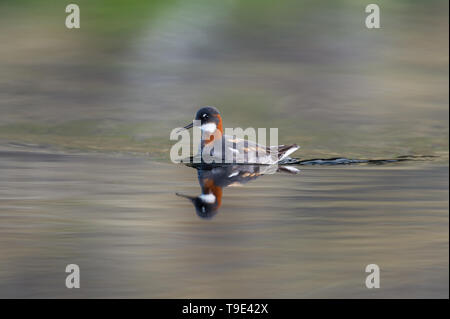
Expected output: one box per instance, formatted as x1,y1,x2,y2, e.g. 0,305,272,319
177,164,299,219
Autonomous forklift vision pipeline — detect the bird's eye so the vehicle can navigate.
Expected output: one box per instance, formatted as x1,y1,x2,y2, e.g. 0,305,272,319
202,114,208,119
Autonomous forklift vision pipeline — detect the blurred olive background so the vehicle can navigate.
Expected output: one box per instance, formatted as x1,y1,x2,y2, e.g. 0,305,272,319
0,0,448,160
0,0,448,298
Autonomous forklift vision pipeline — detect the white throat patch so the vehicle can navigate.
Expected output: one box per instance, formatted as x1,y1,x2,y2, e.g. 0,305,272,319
199,193,216,204
201,123,217,133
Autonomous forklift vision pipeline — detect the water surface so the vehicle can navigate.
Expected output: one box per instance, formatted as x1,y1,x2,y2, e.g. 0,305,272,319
0,146,448,298
0,0,448,298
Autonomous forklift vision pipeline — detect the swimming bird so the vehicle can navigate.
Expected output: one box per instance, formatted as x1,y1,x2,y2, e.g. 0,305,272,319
179,106,300,164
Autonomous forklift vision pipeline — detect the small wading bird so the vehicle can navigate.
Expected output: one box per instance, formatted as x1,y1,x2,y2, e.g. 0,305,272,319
176,106,300,218
178,106,300,165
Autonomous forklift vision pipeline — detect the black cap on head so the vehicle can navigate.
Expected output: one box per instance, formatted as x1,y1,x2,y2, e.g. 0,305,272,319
195,106,221,125
176,192,219,219
191,197,219,219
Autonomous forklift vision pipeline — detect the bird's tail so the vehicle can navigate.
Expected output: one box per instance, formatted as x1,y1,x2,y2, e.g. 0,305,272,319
276,144,300,161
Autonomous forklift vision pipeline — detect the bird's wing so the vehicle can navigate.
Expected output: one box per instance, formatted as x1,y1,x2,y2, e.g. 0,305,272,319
223,135,269,155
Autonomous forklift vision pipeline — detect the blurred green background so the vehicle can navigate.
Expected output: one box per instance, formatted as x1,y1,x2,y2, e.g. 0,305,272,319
0,0,448,161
